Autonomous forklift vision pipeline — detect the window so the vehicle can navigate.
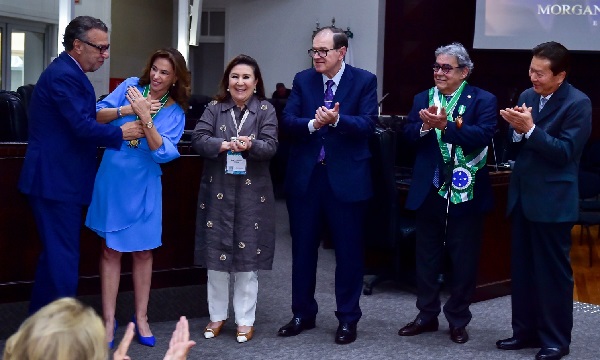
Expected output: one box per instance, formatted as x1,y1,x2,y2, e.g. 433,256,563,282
0,18,52,91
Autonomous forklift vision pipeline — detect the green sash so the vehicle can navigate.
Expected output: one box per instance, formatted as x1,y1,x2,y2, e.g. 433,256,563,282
428,82,487,204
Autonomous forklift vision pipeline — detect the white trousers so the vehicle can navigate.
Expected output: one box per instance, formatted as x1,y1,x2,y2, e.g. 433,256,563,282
207,270,258,326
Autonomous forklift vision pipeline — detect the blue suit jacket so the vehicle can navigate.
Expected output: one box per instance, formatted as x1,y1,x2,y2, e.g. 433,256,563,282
507,81,592,222
18,52,123,205
403,84,497,215
282,64,378,202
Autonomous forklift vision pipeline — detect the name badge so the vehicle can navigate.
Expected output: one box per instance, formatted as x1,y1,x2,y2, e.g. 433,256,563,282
225,150,247,175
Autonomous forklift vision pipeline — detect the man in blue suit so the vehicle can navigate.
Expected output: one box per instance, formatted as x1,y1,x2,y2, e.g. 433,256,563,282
277,26,377,344
496,42,591,360
18,16,144,313
398,43,497,344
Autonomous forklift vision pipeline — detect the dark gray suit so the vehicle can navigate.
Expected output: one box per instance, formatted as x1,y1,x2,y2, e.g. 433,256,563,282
507,81,591,349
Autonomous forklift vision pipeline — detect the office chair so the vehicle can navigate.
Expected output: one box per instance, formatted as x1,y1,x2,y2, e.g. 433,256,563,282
574,170,600,266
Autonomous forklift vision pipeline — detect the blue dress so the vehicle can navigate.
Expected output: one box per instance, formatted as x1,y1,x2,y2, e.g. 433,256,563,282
85,77,185,252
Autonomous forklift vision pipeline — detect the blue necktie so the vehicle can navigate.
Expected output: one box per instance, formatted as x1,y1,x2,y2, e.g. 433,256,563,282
539,96,548,111
318,80,335,163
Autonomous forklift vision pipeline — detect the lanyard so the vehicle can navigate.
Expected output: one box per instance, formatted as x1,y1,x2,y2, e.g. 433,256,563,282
230,108,249,137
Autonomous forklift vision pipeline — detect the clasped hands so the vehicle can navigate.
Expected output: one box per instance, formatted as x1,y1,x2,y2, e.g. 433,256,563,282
419,106,448,131
314,102,340,129
499,103,534,134
220,135,253,153
120,86,163,140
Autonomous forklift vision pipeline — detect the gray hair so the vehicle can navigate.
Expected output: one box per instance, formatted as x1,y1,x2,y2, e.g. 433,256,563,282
435,42,474,76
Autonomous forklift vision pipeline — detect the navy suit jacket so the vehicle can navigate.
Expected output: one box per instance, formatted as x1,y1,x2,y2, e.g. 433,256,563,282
403,84,497,215
18,52,123,205
507,82,592,222
282,64,378,203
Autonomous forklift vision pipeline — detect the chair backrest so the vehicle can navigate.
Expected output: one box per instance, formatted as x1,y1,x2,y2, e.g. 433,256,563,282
0,90,28,142
578,169,600,200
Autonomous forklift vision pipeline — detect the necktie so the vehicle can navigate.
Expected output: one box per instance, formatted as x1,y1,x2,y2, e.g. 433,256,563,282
324,80,334,109
539,96,548,111
318,80,335,163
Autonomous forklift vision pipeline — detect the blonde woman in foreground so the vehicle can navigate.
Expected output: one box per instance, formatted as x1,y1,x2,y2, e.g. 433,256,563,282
3,297,196,360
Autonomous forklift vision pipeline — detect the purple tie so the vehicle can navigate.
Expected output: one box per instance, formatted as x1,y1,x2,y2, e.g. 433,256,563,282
318,80,334,163
324,80,334,109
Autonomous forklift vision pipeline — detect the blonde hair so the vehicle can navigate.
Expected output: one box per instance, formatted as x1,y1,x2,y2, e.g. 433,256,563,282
3,298,107,360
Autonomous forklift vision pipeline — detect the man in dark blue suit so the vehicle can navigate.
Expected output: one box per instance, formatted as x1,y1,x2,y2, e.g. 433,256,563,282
277,26,377,344
497,42,591,360
398,43,497,344
18,16,144,314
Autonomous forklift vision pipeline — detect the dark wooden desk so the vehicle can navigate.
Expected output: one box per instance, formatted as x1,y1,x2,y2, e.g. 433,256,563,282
0,142,206,303
396,170,512,302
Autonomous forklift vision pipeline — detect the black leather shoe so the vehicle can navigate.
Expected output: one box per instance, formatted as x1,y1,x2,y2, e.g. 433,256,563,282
450,326,468,344
496,337,541,350
535,347,569,360
277,317,316,337
398,317,439,336
335,322,357,344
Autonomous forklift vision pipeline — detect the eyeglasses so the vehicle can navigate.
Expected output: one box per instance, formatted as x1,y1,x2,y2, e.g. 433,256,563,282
307,48,339,58
78,38,110,54
432,63,465,74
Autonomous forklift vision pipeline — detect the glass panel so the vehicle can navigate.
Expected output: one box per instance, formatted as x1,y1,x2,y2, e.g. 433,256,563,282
201,12,209,36
10,30,44,91
209,12,225,36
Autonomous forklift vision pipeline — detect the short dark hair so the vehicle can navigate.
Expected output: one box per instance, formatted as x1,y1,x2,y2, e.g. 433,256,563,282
313,26,348,49
63,16,108,51
532,41,570,76
215,54,266,102
138,48,191,111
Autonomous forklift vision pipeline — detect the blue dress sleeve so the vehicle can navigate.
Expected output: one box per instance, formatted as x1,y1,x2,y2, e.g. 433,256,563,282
150,104,185,164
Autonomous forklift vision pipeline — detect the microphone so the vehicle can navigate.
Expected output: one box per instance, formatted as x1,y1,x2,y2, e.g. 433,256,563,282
378,93,389,116
490,137,499,172
378,92,390,106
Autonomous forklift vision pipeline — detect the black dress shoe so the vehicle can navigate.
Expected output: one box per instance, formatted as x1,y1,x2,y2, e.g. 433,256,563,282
277,317,316,337
496,337,541,350
535,347,569,360
450,326,468,344
398,317,439,336
335,322,357,344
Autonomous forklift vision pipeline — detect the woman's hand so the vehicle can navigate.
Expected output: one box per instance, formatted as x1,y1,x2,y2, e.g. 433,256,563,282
125,86,151,120
230,136,252,152
113,322,135,360
163,316,196,360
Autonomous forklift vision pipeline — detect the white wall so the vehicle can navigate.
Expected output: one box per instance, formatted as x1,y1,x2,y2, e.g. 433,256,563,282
74,0,111,96
203,0,385,98
0,0,58,24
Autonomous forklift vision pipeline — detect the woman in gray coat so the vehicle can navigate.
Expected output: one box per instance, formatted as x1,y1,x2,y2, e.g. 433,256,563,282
191,54,278,343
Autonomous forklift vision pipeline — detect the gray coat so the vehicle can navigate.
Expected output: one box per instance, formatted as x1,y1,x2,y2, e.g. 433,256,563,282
191,96,278,272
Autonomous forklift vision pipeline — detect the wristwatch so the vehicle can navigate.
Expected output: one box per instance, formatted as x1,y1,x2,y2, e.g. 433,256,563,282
145,120,154,129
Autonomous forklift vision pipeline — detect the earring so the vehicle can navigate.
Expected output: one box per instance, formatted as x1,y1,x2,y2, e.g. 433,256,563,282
253,88,257,94
172,83,176,87
227,88,230,92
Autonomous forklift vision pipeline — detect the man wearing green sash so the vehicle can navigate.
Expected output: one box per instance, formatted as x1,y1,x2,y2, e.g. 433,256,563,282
398,43,497,344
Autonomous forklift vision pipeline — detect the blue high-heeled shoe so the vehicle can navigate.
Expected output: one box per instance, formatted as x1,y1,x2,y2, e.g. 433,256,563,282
108,319,118,349
132,315,156,347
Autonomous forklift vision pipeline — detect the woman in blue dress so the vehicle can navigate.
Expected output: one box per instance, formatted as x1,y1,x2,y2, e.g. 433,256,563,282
85,48,191,349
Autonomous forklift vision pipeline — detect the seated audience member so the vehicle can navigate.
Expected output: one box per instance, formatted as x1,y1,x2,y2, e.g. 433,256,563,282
3,298,196,360
271,82,291,99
